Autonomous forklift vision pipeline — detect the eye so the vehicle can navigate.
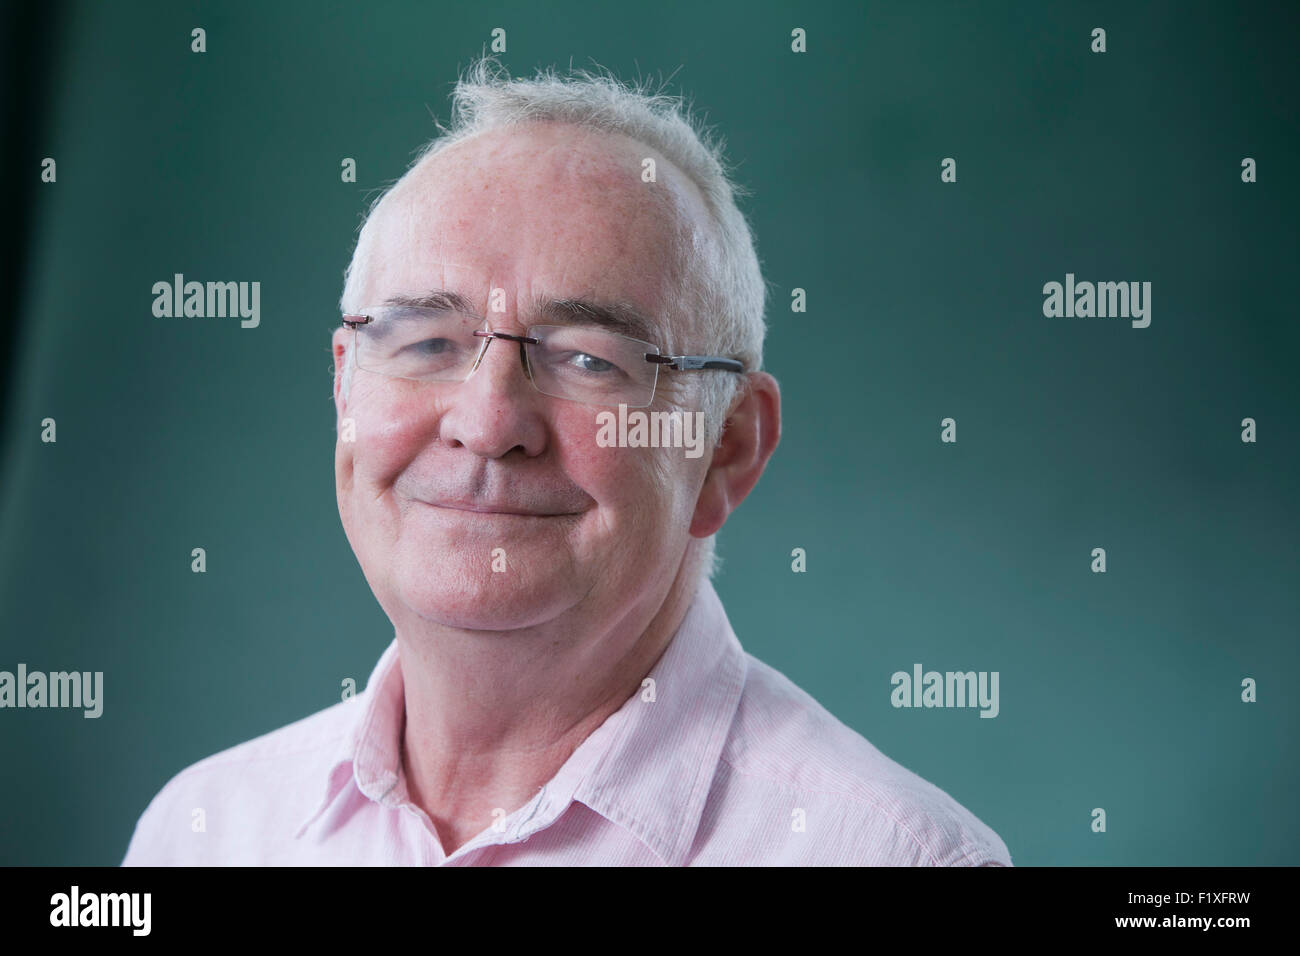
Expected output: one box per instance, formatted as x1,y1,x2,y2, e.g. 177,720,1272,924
409,338,454,355
571,352,615,373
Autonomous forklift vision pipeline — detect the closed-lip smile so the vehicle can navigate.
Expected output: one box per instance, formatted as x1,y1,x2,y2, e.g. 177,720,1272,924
425,499,573,517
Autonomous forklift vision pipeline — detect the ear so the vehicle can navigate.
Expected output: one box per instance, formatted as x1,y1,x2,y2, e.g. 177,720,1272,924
689,371,781,538
331,326,350,419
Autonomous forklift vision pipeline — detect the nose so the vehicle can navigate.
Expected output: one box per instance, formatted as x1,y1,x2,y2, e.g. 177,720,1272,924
436,325,547,458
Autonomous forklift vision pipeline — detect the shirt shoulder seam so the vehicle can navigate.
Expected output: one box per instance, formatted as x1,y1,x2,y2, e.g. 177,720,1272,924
717,752,992,866
158,734,351,791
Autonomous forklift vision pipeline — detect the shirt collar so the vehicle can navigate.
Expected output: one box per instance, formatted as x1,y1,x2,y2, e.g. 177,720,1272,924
295,580,747,865
294,640,405,838
569,581,746,864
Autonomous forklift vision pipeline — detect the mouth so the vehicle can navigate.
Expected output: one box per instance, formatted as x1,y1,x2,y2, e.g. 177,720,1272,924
422,499,578,518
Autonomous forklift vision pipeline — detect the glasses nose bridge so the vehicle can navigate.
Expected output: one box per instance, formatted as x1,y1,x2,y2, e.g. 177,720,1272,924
468,328,537,387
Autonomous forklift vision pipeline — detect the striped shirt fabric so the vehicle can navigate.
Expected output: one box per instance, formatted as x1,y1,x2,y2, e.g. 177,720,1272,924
122,581,1012,866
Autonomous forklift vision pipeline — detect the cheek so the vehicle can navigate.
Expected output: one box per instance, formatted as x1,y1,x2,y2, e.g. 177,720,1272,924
551,409,622,493
546,411,657,540
560,422,698,537
343,381,438,486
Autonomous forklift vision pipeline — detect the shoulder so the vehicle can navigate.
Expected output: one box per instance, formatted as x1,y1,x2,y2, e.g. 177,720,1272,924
121,698,358,865
698,653,1012,866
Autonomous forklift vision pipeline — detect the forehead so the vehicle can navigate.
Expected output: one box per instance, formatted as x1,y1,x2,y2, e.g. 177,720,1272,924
356,122,708,329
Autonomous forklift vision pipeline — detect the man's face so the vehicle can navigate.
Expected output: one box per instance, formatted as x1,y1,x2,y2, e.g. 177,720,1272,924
332,122,719,635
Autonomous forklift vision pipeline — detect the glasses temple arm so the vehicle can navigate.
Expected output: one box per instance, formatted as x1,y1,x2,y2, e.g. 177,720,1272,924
646,354,744,373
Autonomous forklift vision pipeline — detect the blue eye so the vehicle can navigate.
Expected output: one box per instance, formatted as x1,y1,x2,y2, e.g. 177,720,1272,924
414,338,452,354
572,352,614,373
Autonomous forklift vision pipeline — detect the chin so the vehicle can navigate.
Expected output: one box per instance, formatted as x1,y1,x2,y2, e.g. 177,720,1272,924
391,558,574,632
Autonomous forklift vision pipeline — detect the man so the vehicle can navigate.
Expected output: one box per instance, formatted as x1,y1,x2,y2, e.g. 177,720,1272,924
123,58,1012,866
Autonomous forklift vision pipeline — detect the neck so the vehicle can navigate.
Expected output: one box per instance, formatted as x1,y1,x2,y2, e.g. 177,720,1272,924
396,545,706,855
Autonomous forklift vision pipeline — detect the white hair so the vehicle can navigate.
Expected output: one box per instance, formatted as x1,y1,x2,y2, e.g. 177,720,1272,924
338,55,768,585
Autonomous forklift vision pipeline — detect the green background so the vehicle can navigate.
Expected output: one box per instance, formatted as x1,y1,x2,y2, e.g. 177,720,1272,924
1,0,1296,866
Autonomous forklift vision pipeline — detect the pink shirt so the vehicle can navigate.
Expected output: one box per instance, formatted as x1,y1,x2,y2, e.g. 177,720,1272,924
122,581,1012,866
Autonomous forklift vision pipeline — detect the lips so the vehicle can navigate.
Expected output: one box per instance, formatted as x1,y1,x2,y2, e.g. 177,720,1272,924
424,498,572,517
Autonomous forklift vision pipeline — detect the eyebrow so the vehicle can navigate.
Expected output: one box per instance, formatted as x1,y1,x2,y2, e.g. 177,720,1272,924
382,290,480,316
380,290,661,343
